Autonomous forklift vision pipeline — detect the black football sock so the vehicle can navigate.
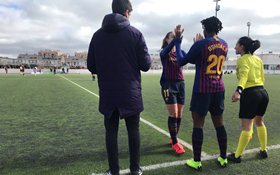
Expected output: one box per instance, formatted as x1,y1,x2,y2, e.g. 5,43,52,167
216,125,227,159
168,117,177,145
176,117,182,134
192,128,203,162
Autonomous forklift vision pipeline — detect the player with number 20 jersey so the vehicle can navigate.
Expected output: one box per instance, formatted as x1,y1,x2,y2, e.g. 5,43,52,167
177,35,227,93
174,16,228,170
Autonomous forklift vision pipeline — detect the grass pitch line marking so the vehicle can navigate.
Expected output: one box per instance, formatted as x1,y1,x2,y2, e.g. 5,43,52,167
140,117,208,157
59,75,99,98
92,144,280,175
243,144,280,154
59,75,205,155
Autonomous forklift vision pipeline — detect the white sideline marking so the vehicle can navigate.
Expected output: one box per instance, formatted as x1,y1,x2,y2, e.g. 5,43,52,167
59,75,99,98
59,75,204,154
59,76,280,174
140,117,208,157
92,144,280,175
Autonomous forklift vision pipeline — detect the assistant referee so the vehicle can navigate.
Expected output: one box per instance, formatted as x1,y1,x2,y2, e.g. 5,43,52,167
229,36,269,163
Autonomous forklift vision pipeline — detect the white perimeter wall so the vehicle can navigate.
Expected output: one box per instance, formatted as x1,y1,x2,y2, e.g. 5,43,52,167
0,69,280,75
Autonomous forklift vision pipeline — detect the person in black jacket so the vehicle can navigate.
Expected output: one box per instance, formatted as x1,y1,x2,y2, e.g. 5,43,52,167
87,0,151,174
4,65,8,74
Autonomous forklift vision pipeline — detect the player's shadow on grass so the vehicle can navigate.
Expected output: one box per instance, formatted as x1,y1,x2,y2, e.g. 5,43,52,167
140,143,188,157
0,143,189,171
0,150,107,170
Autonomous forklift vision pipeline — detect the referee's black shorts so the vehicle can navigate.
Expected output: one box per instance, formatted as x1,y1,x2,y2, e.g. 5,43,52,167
239,86,269,119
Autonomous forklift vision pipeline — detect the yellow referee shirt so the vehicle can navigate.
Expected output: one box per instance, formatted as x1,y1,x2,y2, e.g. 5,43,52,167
236,54,265,89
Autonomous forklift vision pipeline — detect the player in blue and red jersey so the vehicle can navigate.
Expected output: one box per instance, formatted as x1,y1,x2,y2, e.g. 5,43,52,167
174,16,228,170
160,31,186,154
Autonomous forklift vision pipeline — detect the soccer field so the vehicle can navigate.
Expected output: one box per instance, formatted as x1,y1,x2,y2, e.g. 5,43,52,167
0,73,279,175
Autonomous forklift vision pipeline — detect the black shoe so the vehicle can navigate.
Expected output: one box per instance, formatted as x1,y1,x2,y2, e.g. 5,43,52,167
259,150,268,159
105,170,120,175
227,153,241,163
130,168,143,175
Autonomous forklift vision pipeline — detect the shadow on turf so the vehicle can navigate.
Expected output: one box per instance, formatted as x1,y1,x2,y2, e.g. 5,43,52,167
0,142,185,172
0,150,107,170
110,143,187,161
140,143,187,157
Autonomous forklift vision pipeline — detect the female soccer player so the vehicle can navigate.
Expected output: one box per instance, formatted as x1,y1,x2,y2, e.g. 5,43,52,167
174,16,228,170
19,65,25,76
91,73,96,81
160,31,186,154
228,37,269,163
4,65,8,74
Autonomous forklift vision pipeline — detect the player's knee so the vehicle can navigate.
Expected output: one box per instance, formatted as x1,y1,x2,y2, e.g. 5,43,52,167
212,116,223,128
177,112,182,117
254,117,264,127
168,109,178,117
241,125,251,132
169,113,178,117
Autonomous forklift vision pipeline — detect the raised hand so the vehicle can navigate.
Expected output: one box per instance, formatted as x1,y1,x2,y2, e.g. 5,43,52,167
193,33,204,43
174,25,184,39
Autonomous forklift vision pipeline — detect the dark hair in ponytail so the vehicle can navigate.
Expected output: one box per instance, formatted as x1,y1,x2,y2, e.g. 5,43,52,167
238,36,261,54
161,31,173,49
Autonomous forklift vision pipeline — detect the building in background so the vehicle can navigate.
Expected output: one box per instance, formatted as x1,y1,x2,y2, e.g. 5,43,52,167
0,50,86,69
65,52,87,69
259,53,280,71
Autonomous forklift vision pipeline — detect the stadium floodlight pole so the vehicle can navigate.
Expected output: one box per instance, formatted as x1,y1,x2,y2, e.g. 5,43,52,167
247,21,251,37
213,0,221,17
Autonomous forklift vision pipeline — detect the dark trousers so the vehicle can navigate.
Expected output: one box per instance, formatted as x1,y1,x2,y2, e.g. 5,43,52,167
104,110,140,174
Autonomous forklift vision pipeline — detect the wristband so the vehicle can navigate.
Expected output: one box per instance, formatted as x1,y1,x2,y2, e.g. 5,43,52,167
236,86,243,95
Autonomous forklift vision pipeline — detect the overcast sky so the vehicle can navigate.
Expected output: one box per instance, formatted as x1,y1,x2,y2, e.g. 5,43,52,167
0,0,280,58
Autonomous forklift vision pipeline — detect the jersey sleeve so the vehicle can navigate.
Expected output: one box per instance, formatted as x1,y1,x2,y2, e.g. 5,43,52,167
160,40,175,59
237,58,250,89
175,39,202,66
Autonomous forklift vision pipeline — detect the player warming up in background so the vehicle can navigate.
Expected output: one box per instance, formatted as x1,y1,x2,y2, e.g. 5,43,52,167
91,73,96,81
19,65,25,76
